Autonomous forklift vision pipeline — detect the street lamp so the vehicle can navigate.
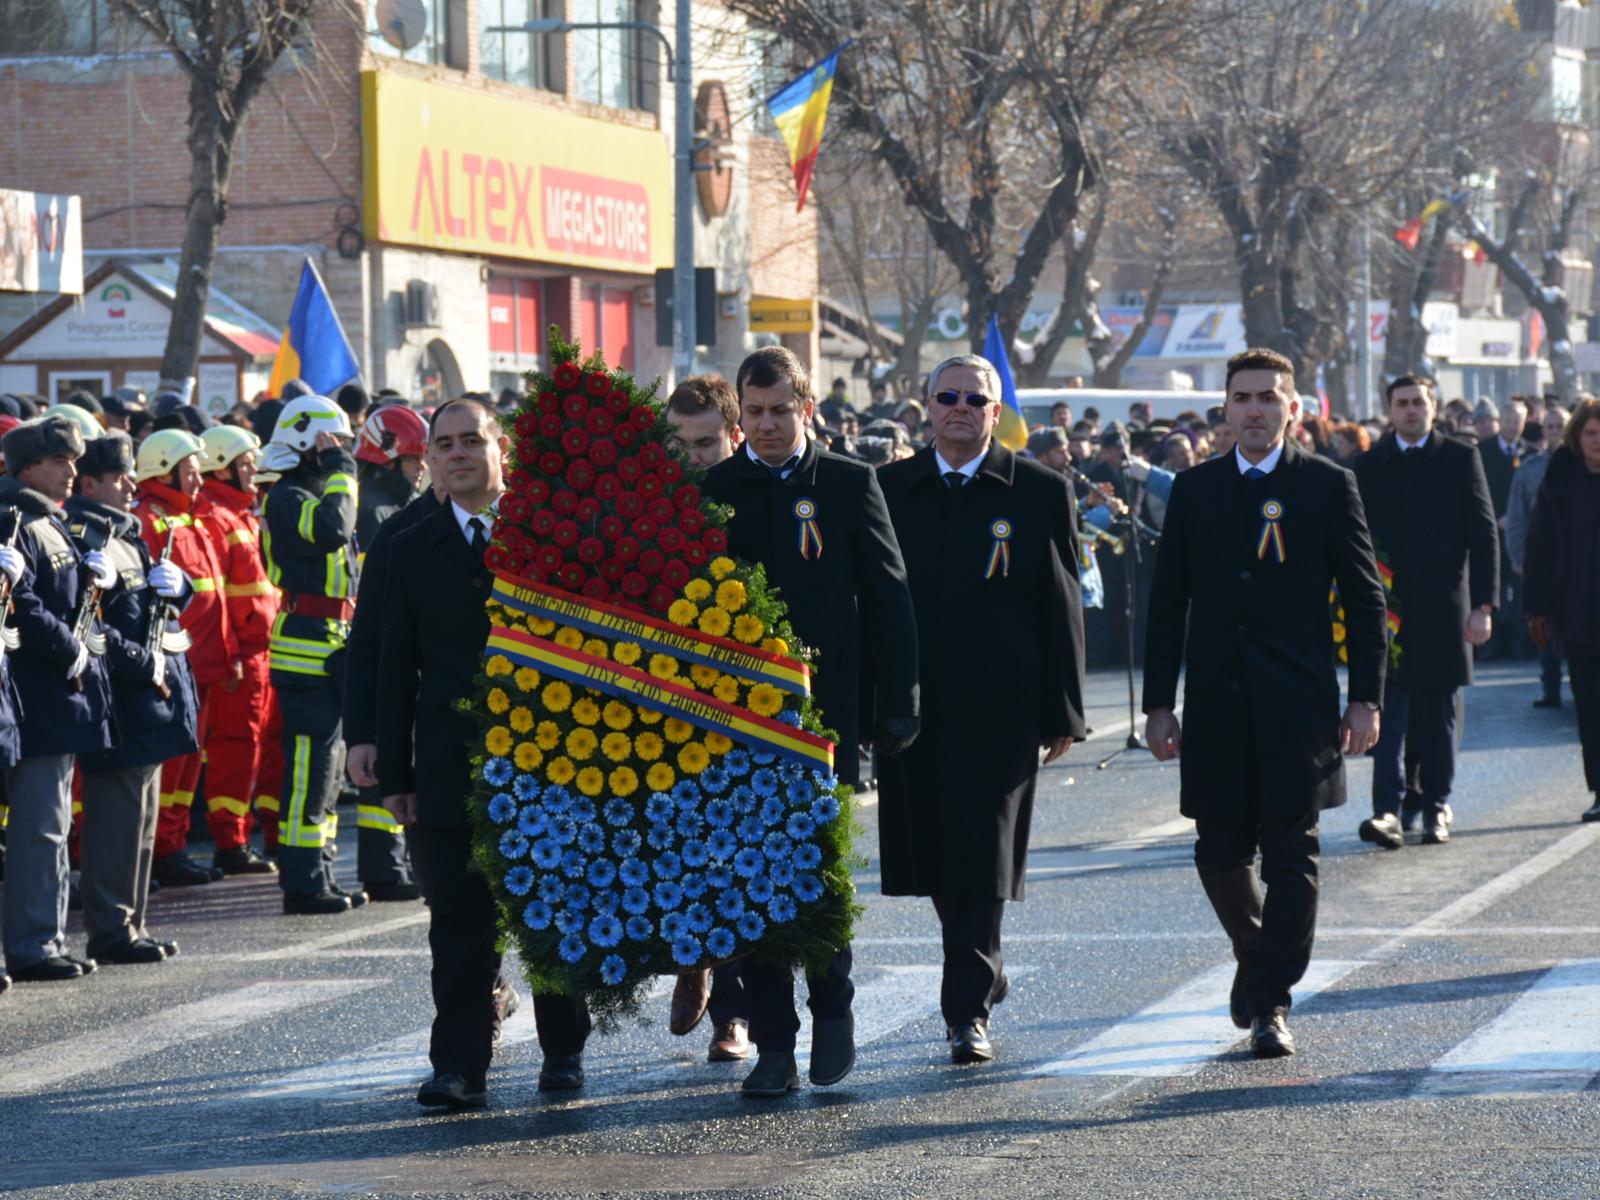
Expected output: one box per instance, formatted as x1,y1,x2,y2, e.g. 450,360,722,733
487,7,697,382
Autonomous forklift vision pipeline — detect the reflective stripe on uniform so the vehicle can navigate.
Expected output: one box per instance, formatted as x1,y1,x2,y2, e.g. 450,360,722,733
322,472,356,498
189,576,220,592
226,529,253,546
297,498,319,541
207,793,251,817
225,580,275,597
281,735,323,848
262,529,281,584
158,788,196,810
255,795,281,814
357,803,404,835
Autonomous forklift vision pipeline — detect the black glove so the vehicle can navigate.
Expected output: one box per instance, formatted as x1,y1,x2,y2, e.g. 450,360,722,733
873,716,920,758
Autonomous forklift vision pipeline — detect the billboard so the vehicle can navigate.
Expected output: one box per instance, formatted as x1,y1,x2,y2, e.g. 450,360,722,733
0,189,82,295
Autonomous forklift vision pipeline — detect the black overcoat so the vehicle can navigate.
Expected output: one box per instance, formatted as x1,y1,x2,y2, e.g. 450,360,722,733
702,440,919,788
1353,431,1498,689
873,444,1086,900
1143,445,1387,826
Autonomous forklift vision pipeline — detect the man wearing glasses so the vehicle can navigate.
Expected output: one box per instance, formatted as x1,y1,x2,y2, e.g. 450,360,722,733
875,355,1087,1064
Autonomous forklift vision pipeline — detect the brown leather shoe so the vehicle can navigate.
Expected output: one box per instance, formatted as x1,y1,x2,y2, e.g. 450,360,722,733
669,969,711,1036
708,1019,751,1061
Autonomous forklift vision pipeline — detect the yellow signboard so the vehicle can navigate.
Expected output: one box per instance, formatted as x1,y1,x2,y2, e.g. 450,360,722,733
750,296,814,333
361,70,674,273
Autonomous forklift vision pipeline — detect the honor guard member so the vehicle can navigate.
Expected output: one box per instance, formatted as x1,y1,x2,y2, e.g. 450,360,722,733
260,395,369,914
67,433,198,964
0,415,117,981
702,347,921,1097
133,428,235,887
196,425,283,872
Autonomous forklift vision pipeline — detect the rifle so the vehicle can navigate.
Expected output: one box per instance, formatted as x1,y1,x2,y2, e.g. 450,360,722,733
0,509,20,660
67,511,111,665
142,523,192,697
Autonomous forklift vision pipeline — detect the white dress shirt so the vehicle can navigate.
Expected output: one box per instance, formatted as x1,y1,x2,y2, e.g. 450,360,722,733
934,446,986,483
1234,442,1285,476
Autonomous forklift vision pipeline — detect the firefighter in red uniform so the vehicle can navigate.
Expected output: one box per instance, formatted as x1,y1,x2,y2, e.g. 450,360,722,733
195,425,282,873
133,429,237,887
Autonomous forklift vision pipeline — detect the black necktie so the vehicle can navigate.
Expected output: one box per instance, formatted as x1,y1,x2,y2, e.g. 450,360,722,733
943,472,967,489
467,516,488,560
770,455,799,480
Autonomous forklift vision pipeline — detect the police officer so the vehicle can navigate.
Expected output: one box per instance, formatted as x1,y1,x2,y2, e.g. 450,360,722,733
0,415,117,981
66,433,199,964
259,395,368,914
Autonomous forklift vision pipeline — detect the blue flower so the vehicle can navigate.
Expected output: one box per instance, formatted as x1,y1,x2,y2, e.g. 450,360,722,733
591,888,620,915
559,849,586,878
577,824,606,854
517,806,549,837
522,900,553,929
759,796,785,826
794,873,824,902
705,799,734,828
729,785,757,813
543,785,574,813
660,912,689,940
653,880,684,910
487,793,517,823
762,832,793,861
706,927,736,958
785,778,816,806
558,934,586,963
675,811,704,839
736,911,766,940
621,886,651,915
570,797,597,823
551,818,578,846
538,875,565,903
769,859,796,886
563,883,591,911
747,875,775,903
706,864,734,889
670,779,702,808
778,762,803,784
483,757,513,786
810,794,840,825
724,749,751,776
685,902,713,933
586,858,617,888
625,915,653,941
715,889,745,919
499,830,530,860
671,936,703,966
588,914,624,947
733,848,766,879
513,773,541,801
786,812,816,840
752,749,776,766
769,893,798,922
793,843,822,870
681,839,710,867
600,954,626,985
778,707,802,727
555,907,585,934
810,772,838,793
612,829,642,857
700,766,730,794
647,822,675,851
505,865,534,895
532,839,562,869
737,815,765,843
707,829,737,860
603,799,633,826
653,851,683,880
619,857,649,887
645,793,674,823
751,768,779,798
679,871,706,899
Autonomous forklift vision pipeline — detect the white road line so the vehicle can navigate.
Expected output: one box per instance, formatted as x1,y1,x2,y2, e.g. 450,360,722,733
235,912,429,962
0,979,381,1099
855,927,1600,947
1031,960,1365,1079
1416,958,1600,1098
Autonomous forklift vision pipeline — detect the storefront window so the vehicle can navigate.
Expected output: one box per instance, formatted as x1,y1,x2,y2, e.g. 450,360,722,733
481,0,554,92
572,0,645,111
0,0,149,55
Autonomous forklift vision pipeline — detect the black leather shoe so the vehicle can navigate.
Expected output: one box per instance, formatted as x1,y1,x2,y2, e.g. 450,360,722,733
741,1052,800,1096
990,972,1012,1008
214,846,278,875
1583,800,1600,823
538,1055,585,1091
1250,1011,1295,1058
809,1012,855,1085
92,940,166,965
146,937,179,958
65,954,97,975
10,955,84,982
0,972,10,996
416,1072,486,1109
283,890,353,915
366,880,422,902
949,1018,995,1064
1229,964,1251,1030
332,884,370,909
1533,696,1562,709
153,852,216,887
1358,814,1404,850
1421,813,1450,844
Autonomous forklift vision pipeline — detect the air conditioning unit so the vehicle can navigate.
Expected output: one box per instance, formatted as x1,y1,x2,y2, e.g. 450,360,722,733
403,280,439,329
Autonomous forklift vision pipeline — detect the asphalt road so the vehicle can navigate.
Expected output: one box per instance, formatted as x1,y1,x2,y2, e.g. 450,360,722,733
1,661,1595,1200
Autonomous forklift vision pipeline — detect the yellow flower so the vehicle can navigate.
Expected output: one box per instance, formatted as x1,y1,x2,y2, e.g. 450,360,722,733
637,707,664,725
546,756,576,785
715,580,747,612
663,718,694,744
705,732,733,754
529,616,556,636
572,698,601,726
602,701,634,730
677,742,710,774
485,726,513,756
576,766,605,796
649,654,680,681
709,556,736,580
761,637,790,656
690,664,720,688
667,599,700,627
535,720,562,750
581,638,609,659
733,615,765,644
645,762,676,792
614,642,643,666
609,766,640,797
566,728,598,760
684,578,712,602
601,731,633,761
509,706,534,734
634,731,665,761
747,683,784,717
514,742,543,771
554,626,584,650
542,681,573,712
698,608,732,637
485,654,513,677
713,675,741,703
486,687,511,715
514,666,541,692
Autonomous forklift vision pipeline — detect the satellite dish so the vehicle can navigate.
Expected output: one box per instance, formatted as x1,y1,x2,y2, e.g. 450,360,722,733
376,0,426,52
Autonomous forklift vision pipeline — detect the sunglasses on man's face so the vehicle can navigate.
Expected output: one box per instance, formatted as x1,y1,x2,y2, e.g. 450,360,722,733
932,390,992,408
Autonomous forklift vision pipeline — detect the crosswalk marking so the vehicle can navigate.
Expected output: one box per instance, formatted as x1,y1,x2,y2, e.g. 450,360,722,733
0,979,381,1099
1415,958,1600,1098
1031,959,1365,1079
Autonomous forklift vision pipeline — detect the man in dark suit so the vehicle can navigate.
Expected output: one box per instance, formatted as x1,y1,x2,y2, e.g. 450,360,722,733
378,397,589,1110
876,355,1086,1064
1476,398,1527,662
702,346,920,1097
1145,348,1388,1058
1353,377,1498,849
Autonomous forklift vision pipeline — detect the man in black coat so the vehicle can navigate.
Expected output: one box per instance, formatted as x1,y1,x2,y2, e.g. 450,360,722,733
1353,376,1498,849
702,346,920,1097
379,398,589,1109
1476,398,1527,662
876,354,1086,1065
1145,348,1388,1058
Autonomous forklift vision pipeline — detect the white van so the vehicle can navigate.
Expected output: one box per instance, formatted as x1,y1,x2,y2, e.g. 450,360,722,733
1017,387,1226,430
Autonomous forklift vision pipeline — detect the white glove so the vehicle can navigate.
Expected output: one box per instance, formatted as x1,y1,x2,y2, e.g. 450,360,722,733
1124,458,1151,483
147,560,186,599
0,545,22,586
67,639,89,680
83,550,118,590
151,647,166,686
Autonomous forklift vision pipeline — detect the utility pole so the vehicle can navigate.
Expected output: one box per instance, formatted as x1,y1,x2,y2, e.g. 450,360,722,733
1356,217,1373,420
672,0,696,383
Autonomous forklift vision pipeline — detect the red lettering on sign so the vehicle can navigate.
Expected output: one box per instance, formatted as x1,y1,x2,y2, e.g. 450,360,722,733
462,154,483,239
510,165,536,248
484,159,507,244
410,147,443,236
440,151,465,237
540,167,651,265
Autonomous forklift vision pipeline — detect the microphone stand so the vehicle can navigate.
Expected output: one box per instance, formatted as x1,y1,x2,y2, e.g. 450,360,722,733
1098,509,1162,770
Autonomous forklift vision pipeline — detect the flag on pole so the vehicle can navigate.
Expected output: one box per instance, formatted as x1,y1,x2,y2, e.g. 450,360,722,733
1393,218,1422,251
267,258,361,398
766,43,849,213
982,314,1028,452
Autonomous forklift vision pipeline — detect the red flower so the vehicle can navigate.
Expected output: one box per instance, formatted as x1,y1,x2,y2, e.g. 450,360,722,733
501,496,531,524
558,563,586,590
576,536,606,564
614,424,637,447
637,474,663,499
538,451,565,477
531,510,557,537
582,576,611,601
585,409,615,436
552,364,581,391
631,517,658,540
600,515,626,541
659,527,686,553
539,414,563,438
638,548,665,576
565,460,596,491
485,545,509,572
616,457,643,483
586,372,612,398
590,439,618,468
661,460,683,484
514,412,540,438
575,497,602,523
648,584,675,612
561,428,590,457
552,520,580,548
631,407,657,433
661,561,690,589
508,468,535,492
535,545,564,573
678,510,705,534
648,497,676,523
524,479,550,505
614,536,640,563
606,389,632,415
639,442,665,467
683,541,708,565
552,489,580,516
615,492,645,518
537,390,561,415
593,474,621,501
562,393,589,421
621,571,648,597
674,484,701,511
524,566,548,585
517,438,539,463
599,558,625,581
704,528,727,551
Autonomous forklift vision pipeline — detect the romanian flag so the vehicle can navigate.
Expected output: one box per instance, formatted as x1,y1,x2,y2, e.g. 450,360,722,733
982,313,1028,452
766,43,849,212
267,258,361,398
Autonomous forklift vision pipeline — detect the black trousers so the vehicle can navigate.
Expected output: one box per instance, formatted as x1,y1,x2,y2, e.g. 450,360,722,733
408,825,589,1086
1194,813,1320,1018
743,948,854,1054
1570,654,1600,795
707,962,748,1027
931,894,1005,1027
1372,685,1458,817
